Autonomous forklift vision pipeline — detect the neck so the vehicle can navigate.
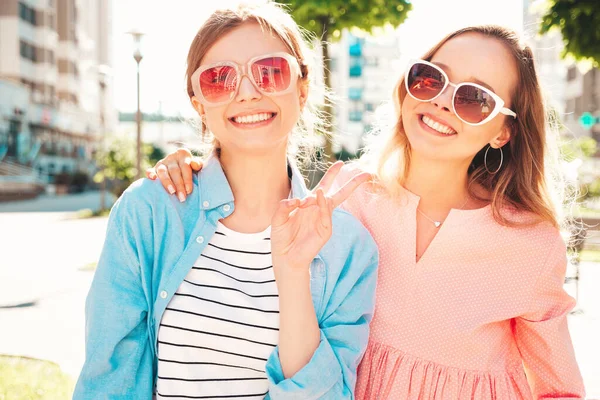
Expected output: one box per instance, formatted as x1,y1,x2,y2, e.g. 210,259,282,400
219,146,291,232
404,153,472,210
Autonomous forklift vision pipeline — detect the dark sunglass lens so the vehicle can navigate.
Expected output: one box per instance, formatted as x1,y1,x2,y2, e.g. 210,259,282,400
454,85,497,123
406,63,445,100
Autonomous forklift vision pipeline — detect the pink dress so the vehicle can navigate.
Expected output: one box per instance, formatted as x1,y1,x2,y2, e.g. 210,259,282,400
335,165,585,399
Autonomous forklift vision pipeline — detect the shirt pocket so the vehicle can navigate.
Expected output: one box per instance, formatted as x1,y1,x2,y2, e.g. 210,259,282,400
309,258,327,319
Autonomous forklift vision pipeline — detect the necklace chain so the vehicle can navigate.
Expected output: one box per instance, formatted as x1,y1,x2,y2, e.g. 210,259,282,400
417,196,470,228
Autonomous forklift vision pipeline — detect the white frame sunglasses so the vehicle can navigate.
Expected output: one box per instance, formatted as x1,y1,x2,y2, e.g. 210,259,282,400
404,59,517,126
190,51,302,107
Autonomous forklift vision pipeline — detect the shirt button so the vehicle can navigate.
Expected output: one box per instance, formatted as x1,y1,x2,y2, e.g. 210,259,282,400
160,290,167,299
196,236,205,244
202,200,210,208
223,204,231,212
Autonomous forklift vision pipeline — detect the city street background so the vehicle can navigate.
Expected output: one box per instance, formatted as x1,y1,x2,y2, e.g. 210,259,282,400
2,0,600,398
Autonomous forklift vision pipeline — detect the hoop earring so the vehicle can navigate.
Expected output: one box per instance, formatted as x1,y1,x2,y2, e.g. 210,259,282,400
484,145,503,174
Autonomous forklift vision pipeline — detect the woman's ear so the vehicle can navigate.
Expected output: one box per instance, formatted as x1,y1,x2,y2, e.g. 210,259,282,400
298,81,309,110
191,96,205,116
490,124,512,149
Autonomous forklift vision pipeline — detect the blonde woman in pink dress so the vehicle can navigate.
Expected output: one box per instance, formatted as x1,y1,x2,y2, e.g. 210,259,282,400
147,25,585,399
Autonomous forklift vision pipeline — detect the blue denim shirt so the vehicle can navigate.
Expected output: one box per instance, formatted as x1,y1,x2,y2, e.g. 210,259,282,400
73,156,378,399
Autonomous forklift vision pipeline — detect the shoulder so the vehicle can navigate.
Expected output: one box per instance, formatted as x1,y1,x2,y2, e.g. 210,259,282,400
489,209,567,267
109,177,193,228
117,178,172,209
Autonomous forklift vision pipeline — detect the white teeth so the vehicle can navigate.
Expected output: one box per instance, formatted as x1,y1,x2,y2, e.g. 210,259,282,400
233,113,273,124
422,115,456,135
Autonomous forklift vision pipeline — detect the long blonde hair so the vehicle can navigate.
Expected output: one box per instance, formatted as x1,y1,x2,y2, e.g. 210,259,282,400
361,25,568,228
185,1,324,166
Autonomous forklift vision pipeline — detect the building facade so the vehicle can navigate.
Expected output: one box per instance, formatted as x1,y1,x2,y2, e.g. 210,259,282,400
329,30,401,155
0,0,114,184
523,0,600,141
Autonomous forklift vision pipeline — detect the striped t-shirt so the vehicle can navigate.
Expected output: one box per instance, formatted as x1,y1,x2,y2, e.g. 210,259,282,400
156,221,279,400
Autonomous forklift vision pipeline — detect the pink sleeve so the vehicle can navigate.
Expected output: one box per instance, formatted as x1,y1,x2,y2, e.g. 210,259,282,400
514,235,585,399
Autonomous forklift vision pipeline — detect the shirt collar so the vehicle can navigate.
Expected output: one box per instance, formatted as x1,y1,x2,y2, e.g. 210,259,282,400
197,153,310,211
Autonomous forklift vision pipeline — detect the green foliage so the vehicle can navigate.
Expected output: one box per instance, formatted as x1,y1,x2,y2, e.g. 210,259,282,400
540,0,600,66
93,137,166,196
0,356,74,400
561,136,598,162
277,0,412,38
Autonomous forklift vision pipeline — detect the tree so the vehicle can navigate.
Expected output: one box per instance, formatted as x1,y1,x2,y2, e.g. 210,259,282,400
276,0,412,161
539,0,600,66
94,136,165,197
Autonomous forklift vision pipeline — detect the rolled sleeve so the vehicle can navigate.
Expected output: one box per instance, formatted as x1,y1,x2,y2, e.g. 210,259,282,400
266,331,343,399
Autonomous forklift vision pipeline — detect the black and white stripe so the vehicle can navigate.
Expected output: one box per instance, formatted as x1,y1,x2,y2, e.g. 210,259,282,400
157,222,278,400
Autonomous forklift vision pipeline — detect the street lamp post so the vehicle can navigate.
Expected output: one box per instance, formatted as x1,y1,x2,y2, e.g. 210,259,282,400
98,65,109,211
127,29,145,180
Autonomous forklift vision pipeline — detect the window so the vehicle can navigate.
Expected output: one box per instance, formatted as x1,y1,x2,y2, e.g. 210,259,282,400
349,111,363,122
19,40,36,62
349,36,363,57
18,2,37,25
365,103,374,112
567,66,577,81
349,64,362,77
348,87,363,100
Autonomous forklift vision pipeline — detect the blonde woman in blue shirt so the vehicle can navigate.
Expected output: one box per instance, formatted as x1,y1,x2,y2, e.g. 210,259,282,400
74,2,378,399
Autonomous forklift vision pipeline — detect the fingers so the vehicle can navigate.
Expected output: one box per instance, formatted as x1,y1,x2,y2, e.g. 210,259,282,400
166,162,188,202
330,172,371,208
146,167,158,180
155,163,177,196
190,157,203,171
314,161,344,194
180,157,194,195
316,188,331,231
272,198,300,227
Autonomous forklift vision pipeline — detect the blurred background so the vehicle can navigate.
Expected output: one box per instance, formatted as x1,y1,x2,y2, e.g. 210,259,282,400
0,0,599,398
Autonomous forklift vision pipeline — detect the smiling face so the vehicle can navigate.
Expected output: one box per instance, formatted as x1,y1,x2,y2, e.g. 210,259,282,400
191,22,307,156
401,33,518,164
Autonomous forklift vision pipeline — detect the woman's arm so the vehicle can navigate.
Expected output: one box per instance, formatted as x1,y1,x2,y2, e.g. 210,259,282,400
266,212,378,399
514,235,585,399
265,165,377,399
73,191,153,399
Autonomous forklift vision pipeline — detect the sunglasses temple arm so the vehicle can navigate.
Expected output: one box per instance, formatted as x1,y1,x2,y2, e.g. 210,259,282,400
500,108,517,118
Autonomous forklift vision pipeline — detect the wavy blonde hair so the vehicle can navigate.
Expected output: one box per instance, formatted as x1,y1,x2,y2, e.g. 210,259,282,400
361,25,570,229
184,1,325,166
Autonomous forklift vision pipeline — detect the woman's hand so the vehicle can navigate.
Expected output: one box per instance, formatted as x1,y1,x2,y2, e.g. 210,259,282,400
145,148,202,202
270,161,371,273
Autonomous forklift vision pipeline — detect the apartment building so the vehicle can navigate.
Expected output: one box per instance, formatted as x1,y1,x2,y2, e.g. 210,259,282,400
0,0,114,183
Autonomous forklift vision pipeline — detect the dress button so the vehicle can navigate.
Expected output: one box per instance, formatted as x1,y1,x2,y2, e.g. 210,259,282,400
160,290,167,299
196,236,205,244
202,200,210,208
223,204,231,212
